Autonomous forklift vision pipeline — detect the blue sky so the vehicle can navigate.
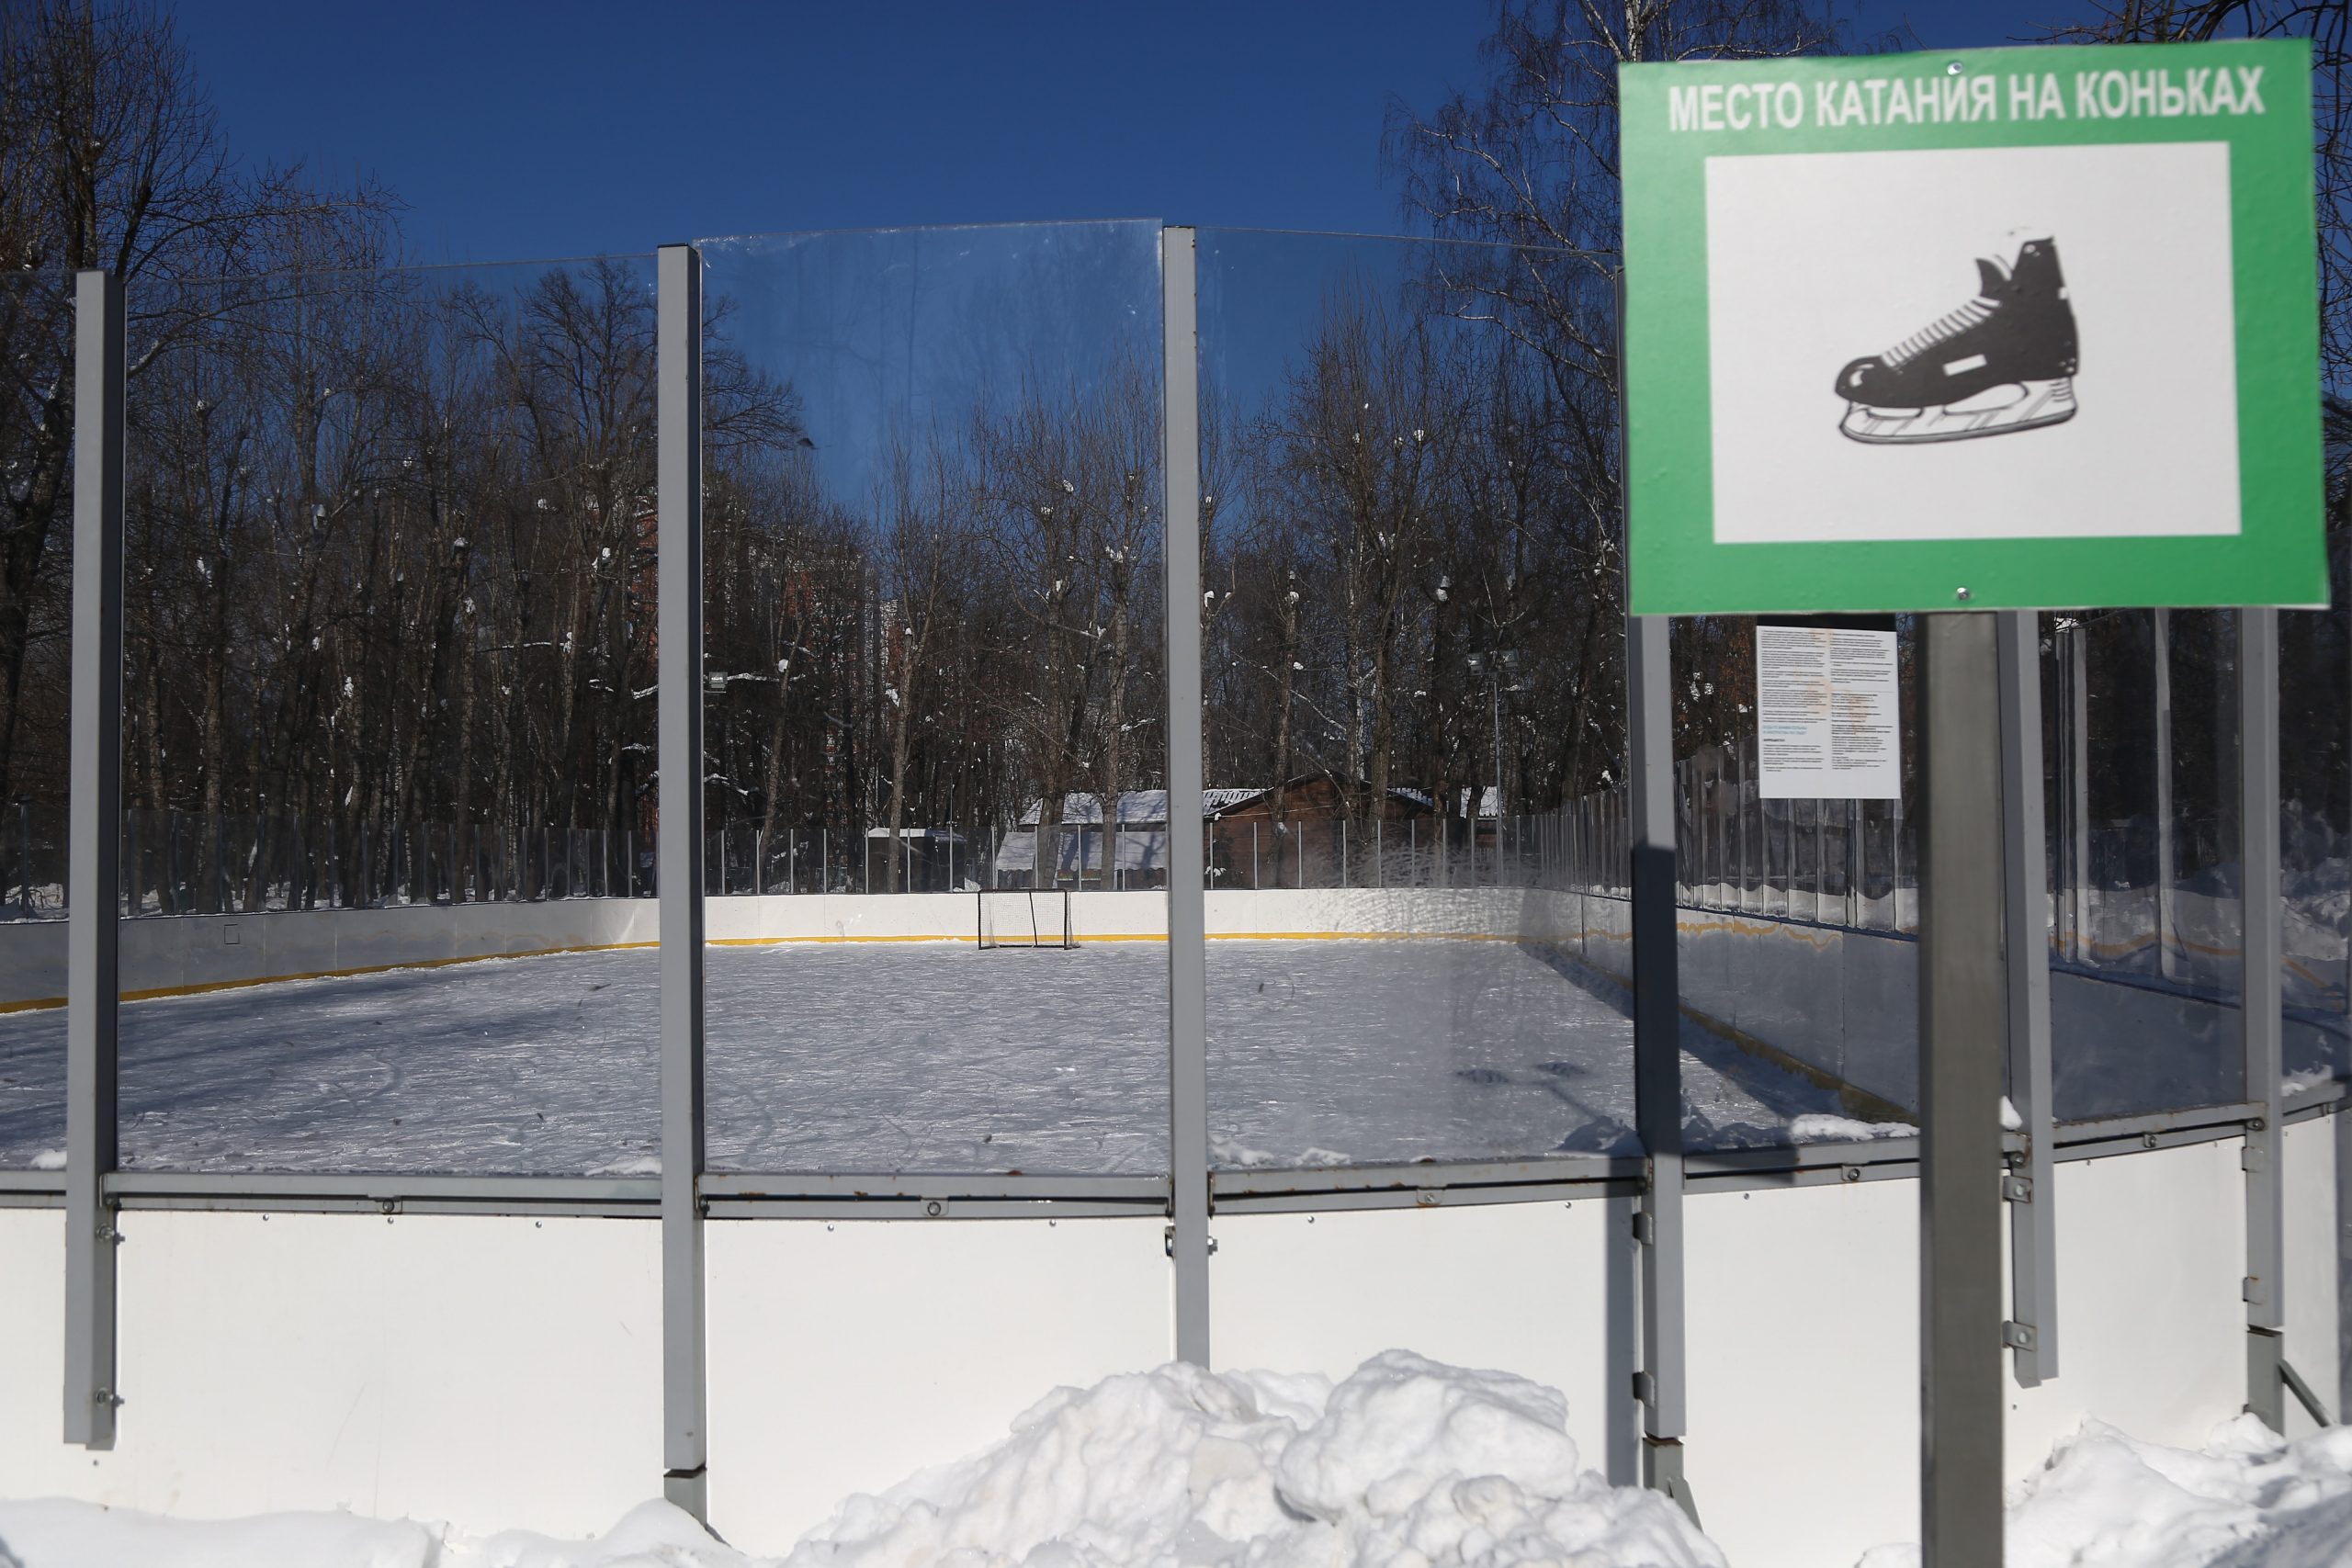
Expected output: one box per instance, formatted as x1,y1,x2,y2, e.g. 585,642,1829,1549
178,0,2073,267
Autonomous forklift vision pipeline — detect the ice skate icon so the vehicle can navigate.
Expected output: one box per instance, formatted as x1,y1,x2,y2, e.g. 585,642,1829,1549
1835,238,2078,445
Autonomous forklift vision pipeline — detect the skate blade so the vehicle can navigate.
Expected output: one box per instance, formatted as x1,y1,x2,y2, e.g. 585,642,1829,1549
1840,378,2076,445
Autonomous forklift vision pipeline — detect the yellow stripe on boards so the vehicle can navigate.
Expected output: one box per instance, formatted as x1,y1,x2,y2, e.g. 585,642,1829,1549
0,939,662,1012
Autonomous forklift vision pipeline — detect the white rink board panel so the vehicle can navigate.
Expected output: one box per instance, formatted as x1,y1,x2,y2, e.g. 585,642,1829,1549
0,1208,66,1482
1208,1200,1639,1486
704,1214,1171,1555
0,1211,661,1537
1685,1178,1919,1568
2007,1138,2250,1473
2284,1112,2343,1437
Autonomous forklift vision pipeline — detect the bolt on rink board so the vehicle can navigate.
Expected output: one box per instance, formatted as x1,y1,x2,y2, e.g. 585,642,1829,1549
1618,40,2324,616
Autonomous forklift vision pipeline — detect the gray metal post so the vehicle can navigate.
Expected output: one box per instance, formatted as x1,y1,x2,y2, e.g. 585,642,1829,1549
2067,623,2090,963
1627,614,1693,1519
1996,612,2057,1385
1848,796,1863,930
1919,611,2007,1568
655,243,708,1517
2154,609,2177,981
1161,227,1212,1366
2239,607,2286,1428
63,269,124,1448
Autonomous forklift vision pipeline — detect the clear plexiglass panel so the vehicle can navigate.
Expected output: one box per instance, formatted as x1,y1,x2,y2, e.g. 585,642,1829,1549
696,220,1171,1174
2046,609,2245,1121
2280,572,2350,1095
96,256,662,1174
0,270,74,1169
1672,616,1926,1149
1199,227,1650,1167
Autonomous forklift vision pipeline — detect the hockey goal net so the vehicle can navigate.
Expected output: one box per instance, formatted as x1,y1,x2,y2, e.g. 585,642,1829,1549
977,886,1076,949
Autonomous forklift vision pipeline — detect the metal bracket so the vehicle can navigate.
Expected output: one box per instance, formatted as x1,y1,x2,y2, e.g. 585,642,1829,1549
2002,1175,2032,1203
2282,1357,2336,1427
1632,1210,1656,1245
2241,1145,2267,1174
2244,1275,2268,1306
1163,1225,1216,1259
2001,1321,2037,1351
1642,1436,1702,1529
1633,1370,1657,1408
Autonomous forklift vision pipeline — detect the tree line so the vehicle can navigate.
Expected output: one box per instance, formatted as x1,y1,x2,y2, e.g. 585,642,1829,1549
1,0,2344,908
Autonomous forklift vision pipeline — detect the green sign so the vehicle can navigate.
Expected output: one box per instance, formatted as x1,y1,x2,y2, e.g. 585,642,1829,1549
1620,40,2324,615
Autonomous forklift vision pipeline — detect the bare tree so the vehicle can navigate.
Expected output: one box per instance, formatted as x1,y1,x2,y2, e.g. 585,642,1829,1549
0,0,390,808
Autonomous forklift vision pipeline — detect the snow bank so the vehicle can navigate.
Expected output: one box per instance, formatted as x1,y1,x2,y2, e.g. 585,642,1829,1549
0,1354,1721,1568
0,1497,740,1568
786,1351,1720,1568
1858,1414,2352,1568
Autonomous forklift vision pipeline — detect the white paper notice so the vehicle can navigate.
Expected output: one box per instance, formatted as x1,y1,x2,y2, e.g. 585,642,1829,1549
1755,625,1901,800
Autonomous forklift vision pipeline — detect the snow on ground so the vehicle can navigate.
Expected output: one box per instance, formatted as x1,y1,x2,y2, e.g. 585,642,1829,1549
10,1361,2352,1568
1860,1414,2352,1568
0,940,1889,1175
0,1352,1724,1568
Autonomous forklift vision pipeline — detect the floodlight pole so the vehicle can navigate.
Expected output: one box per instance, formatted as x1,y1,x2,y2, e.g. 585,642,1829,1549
63,268,125,1449
656,243,709,1519
1161,226,1212,1365
1919,609,2007,1568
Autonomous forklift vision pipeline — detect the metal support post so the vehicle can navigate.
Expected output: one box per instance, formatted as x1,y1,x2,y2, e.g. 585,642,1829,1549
2067,622,2090,963
1627,615,1694,1522
1848,797,1864,930
655,243,709,1517
1919,611,2007,1568
2239,607,2286,1428
63,269,124,1448
1997,612,2057,1385
2153,608,2177,981
1161,228,1212,1365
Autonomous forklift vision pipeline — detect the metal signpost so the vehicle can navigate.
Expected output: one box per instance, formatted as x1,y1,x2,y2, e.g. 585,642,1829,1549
1621,39,2323,1567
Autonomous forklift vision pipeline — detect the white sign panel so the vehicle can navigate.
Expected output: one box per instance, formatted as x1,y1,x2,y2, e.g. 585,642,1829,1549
1755,625,1901,800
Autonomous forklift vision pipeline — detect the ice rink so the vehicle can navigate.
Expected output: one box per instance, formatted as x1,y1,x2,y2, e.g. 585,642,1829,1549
0,938,1895,1175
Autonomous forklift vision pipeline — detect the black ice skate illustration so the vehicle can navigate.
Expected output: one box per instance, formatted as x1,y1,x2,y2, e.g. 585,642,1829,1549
1834,237,2078,445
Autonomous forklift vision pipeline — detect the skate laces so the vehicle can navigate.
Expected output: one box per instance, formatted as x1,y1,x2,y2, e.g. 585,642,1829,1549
1882,296,1996,369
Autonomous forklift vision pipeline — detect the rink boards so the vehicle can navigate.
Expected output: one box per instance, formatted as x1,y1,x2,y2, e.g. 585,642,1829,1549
0,1118,2340,1568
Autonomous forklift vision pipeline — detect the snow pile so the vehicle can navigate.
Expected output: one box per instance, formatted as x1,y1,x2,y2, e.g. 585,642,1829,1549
786,1351,1721,1568
0,1496,730,1567
1858,1414,2352,1568
0,1354,1722,1568
1786,1113,1913,1144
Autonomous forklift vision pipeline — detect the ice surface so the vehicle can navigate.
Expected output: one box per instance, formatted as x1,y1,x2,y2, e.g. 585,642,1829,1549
0,940,1890,1175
